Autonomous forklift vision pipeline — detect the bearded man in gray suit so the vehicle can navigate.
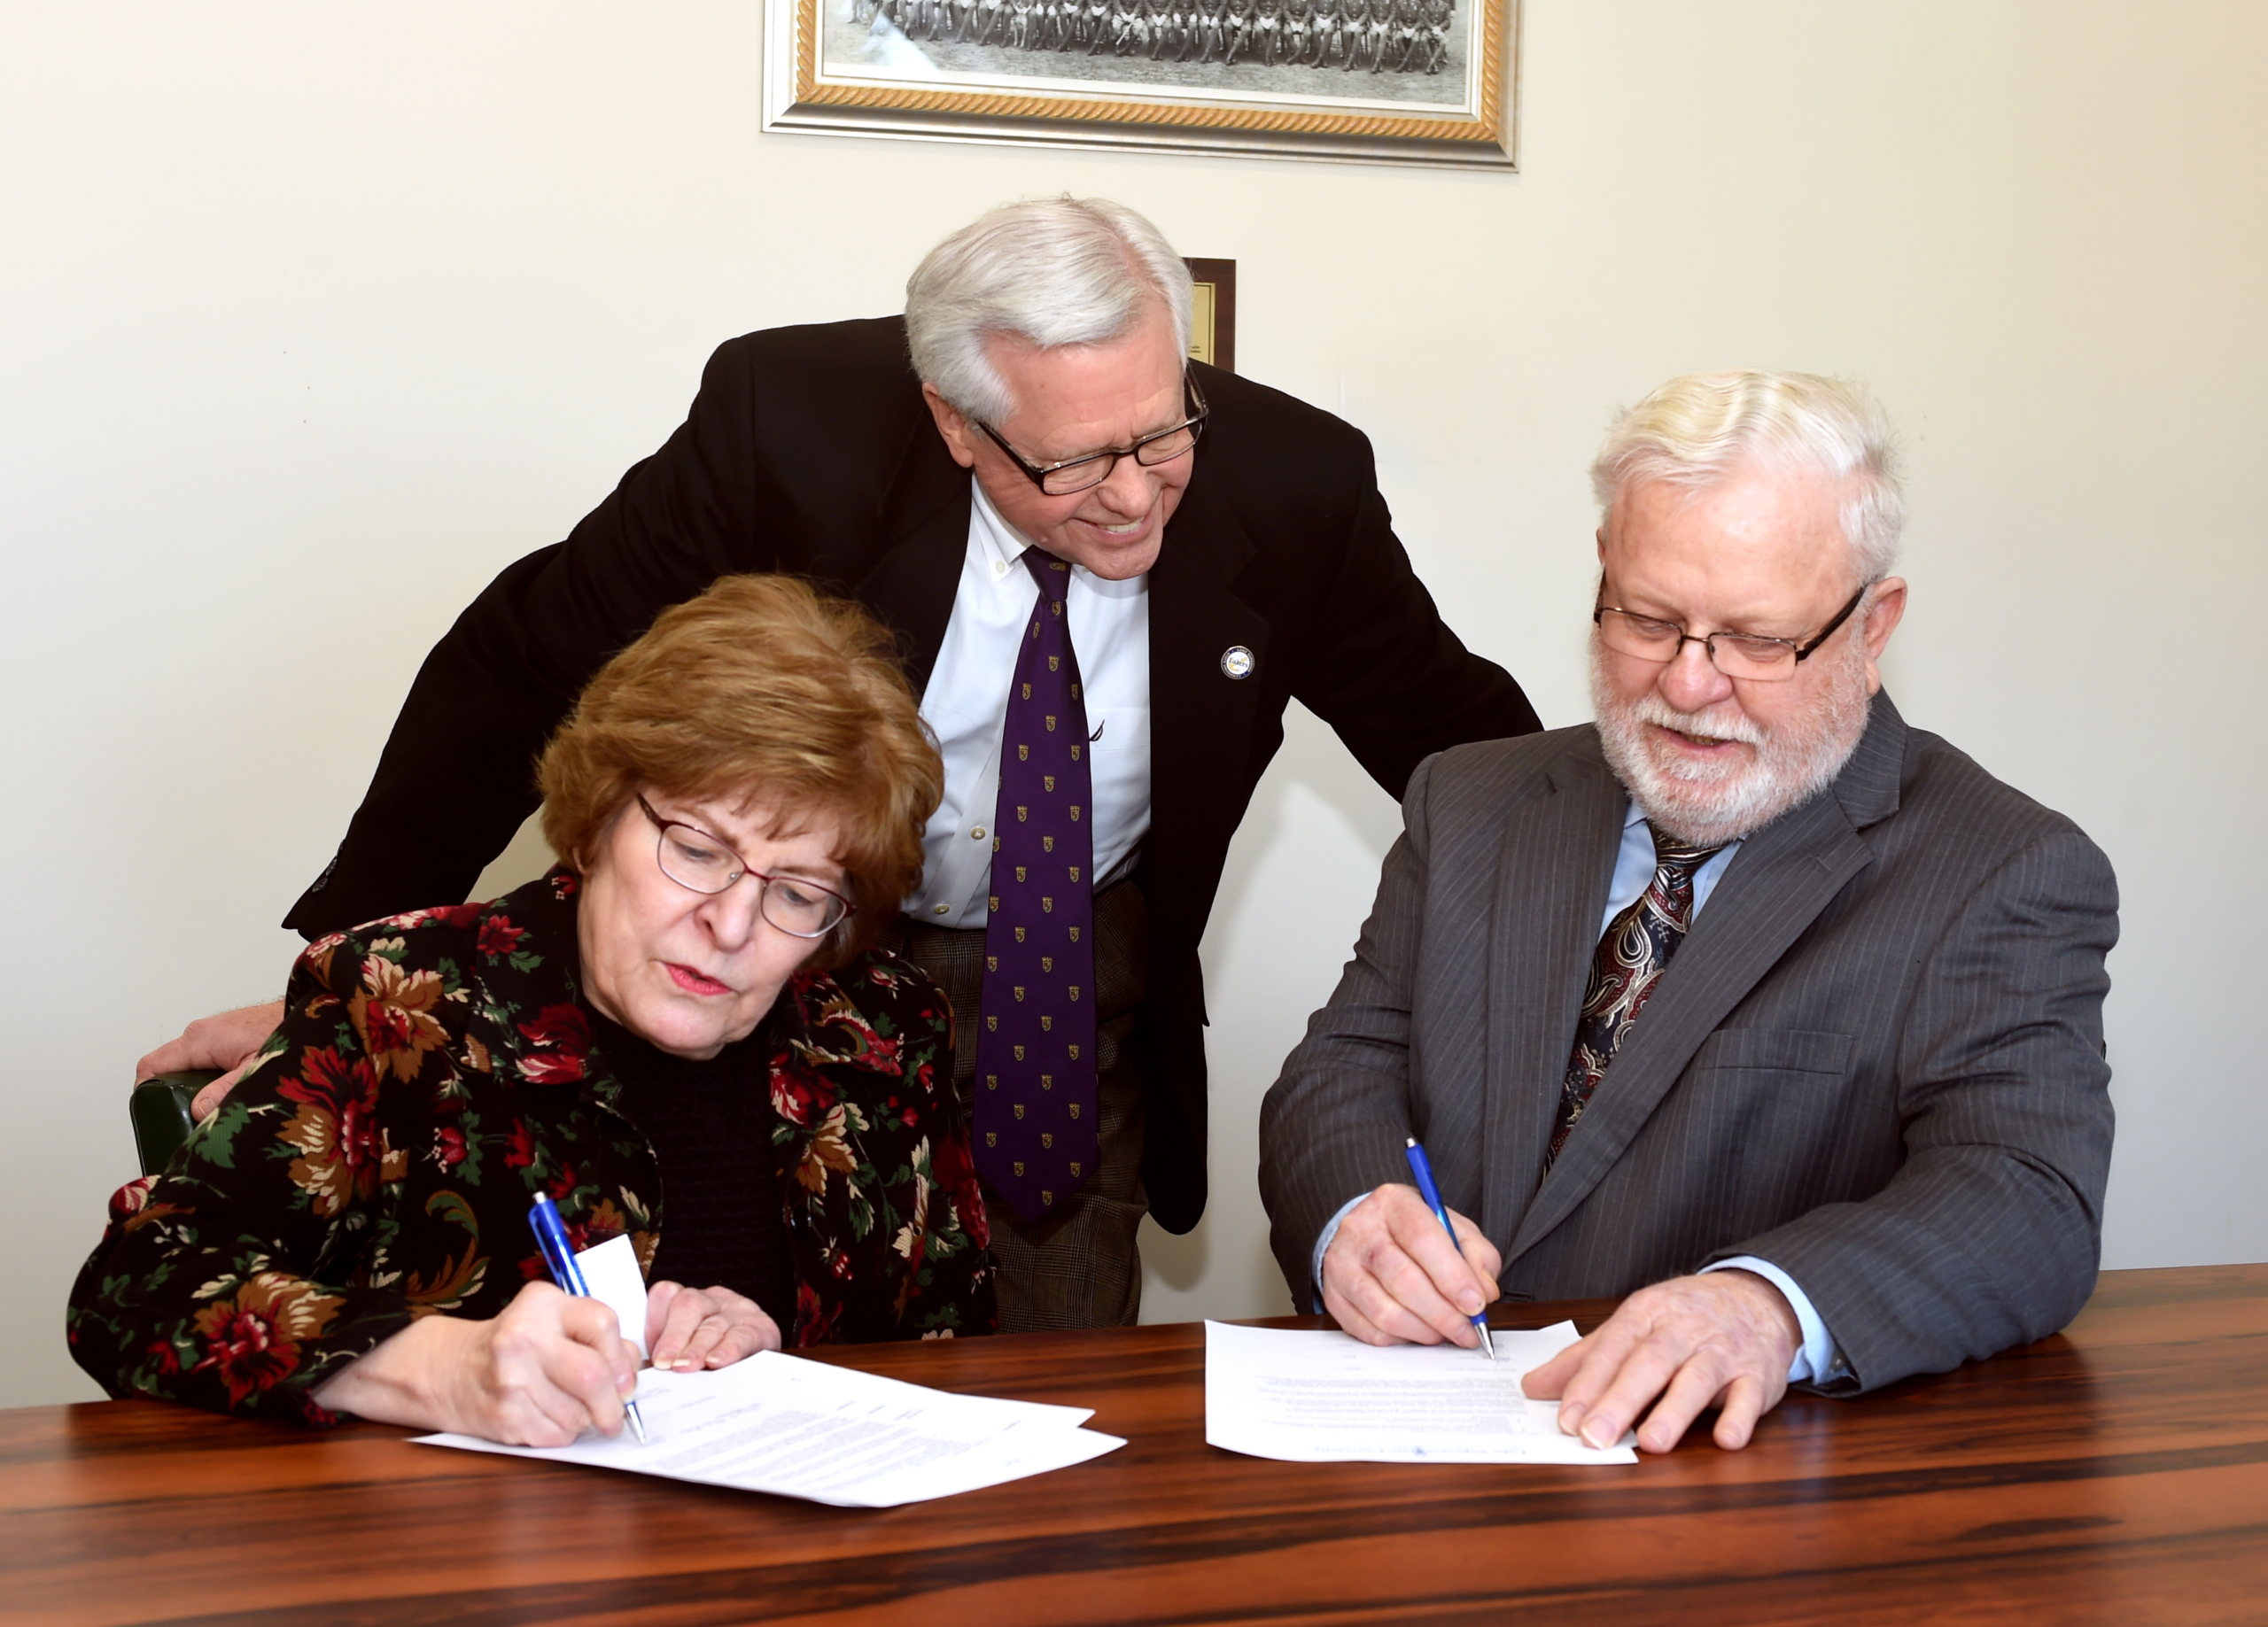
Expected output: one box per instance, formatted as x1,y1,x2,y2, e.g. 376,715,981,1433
1259,370,2117,1454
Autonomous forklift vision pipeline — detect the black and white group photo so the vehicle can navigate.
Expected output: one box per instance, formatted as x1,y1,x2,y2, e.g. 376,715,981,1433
823,0,1472,106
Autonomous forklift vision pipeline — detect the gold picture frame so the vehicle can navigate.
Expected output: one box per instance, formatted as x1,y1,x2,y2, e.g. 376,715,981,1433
764,0,1518,169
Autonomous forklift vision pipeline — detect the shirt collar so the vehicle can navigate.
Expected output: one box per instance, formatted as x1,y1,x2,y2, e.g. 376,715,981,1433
1620,795,1746,865
970,476,1037,573
967,476,1150,600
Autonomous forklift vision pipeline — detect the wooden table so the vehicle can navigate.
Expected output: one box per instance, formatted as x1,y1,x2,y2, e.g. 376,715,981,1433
7,1264,2264,1624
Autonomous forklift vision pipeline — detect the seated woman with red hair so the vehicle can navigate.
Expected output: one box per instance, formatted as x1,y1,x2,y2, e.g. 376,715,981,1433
69,576,993,1444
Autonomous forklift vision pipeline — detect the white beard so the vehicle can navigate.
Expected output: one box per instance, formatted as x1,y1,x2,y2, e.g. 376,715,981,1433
1590,634,1873,847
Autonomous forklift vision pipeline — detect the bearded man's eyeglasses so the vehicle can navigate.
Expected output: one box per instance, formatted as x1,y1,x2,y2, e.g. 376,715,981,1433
977,371,1208,498
636,796,853,939
1592,583,1872,683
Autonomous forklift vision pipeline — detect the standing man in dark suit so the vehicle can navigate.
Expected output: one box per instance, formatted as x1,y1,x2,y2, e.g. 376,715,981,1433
144,197,1542,1333
1261,370,2117,1449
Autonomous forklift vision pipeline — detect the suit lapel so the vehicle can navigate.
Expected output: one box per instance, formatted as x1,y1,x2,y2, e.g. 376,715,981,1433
1501,694,1907,1267
1143,470,1267,937
1477,738,1624,1243
851,417,973,694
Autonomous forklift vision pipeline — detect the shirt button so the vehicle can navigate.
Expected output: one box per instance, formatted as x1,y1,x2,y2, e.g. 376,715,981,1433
971,826,986,840
934,903,951,916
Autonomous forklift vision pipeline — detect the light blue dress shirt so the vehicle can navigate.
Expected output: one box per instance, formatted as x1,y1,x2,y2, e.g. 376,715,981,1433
1310,799,1837,1385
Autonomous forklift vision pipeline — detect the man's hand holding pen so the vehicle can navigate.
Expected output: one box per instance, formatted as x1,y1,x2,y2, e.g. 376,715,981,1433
1321,1182,1502,1352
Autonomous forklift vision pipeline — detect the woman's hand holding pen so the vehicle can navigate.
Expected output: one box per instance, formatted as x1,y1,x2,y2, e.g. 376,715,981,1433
645,1281,782,1372
1322,1182,1502,1351
311,1281,641,1446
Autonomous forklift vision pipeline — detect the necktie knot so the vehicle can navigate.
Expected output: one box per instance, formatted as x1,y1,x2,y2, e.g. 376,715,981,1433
1643,822,1726,887
1021,548,1073,604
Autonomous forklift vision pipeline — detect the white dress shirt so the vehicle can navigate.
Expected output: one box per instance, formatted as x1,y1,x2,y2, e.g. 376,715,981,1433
901,477,1152,928
1311,800,1840,1385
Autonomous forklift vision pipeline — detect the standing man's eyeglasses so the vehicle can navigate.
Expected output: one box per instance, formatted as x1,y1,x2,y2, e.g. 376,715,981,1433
977,371,1208,498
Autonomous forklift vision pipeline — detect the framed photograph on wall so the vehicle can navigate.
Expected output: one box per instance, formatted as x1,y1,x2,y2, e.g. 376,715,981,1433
763,0,1518,169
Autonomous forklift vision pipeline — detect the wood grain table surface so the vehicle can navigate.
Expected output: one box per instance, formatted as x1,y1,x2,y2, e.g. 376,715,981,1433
6,1263,2264,1626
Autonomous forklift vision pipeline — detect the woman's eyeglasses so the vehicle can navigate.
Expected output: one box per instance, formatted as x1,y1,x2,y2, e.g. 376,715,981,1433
636,796,853,939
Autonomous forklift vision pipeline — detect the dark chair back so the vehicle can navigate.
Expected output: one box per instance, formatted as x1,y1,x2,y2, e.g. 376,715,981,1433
131,1072,220,1176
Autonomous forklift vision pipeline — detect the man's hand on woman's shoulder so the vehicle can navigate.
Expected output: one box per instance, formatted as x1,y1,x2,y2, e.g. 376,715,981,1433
134,1000,284,1119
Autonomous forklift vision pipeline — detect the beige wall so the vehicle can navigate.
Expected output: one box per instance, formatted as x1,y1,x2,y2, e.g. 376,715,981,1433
5,2,2263,1408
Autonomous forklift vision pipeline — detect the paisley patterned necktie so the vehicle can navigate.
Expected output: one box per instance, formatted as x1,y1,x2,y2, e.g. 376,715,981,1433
1547,822,1727,1167
975,550,1099,1222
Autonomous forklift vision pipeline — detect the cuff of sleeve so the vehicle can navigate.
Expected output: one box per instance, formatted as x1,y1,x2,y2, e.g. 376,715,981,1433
1309,1192,1376,1314
1704,1255,1836,1385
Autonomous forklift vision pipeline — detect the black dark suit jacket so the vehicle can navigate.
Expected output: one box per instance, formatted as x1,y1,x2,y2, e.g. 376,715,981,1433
284,316,1542,1231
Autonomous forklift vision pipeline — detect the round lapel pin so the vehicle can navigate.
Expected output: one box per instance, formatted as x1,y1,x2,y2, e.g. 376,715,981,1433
1220,645,1255,679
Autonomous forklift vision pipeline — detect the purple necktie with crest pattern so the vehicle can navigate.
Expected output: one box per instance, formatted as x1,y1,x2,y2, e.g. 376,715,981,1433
1547,821,1726,1168
975,550,1099,1222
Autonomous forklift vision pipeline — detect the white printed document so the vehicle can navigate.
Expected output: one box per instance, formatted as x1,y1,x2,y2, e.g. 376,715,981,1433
415,1350,1123,1507
1204,1321,1638,1465
571,1233,651,1359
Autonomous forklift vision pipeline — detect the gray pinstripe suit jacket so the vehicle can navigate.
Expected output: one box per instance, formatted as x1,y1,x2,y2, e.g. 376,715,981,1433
1258,693,2118,1393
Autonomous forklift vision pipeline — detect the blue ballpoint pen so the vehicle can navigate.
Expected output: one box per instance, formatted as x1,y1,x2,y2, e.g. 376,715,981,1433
529,1193,649,1444
1402,1138,1497,1361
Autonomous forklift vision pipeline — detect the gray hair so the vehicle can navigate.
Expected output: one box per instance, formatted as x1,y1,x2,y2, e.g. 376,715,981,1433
1589,370,1907,580
905,196,1194,423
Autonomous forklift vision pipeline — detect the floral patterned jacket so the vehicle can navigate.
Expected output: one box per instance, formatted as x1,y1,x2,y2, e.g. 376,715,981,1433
69,868,994,1424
